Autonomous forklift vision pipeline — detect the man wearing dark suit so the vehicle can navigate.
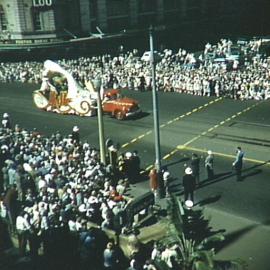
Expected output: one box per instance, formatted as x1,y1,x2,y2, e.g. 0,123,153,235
191,153,200,185
233,146,244,181
182,167,196,202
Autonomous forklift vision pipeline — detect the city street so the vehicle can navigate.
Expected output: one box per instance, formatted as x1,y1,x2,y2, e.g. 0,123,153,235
1,82,270,269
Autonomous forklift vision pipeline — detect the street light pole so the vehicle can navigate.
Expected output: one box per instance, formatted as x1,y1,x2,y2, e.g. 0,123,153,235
149,26,161,173
93,77,106,165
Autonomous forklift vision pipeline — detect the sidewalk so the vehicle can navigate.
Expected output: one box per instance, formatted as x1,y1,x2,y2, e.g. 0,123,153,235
203,206,270,270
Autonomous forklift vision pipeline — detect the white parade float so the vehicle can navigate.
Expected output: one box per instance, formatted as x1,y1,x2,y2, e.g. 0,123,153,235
33,60,97,116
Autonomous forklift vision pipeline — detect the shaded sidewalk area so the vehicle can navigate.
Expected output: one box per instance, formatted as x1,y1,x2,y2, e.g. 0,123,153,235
203,206,270,270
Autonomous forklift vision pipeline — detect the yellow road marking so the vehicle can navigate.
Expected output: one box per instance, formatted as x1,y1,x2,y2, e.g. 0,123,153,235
163,154,171,160
145,165,154,171
161,101,262,161
120,97,223,150
121,143,129,148
179,146,270,165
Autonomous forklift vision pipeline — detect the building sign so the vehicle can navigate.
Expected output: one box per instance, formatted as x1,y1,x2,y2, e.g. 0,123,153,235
33,0,53,8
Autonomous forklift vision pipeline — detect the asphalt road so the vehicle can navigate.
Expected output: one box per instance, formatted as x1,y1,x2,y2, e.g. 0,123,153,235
1,82,270,268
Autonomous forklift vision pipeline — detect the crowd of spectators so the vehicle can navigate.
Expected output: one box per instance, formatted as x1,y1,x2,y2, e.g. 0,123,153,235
0,38,270,101
0,114,161,269
0,37,269,270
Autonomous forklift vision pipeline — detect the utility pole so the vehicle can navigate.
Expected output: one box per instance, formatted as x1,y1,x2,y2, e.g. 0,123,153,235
93,77,106,165
149,26,162,174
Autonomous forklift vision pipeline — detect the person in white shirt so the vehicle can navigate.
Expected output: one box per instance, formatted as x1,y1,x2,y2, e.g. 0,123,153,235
161,245,177,269
16,211,31,256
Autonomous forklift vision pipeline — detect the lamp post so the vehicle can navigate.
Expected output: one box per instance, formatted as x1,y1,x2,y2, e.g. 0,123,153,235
149,26,162,177
93,77,106,165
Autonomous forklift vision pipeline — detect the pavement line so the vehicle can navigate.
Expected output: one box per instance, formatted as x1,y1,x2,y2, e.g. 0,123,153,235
121,143,129,148
163,154,171,160
183,135,202,146
163,149,178,160
121,97,223,149
178,146,270,165
161,101,263,161
145,165,154,171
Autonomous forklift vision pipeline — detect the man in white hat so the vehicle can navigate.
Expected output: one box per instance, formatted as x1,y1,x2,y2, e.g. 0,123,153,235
182,167,196,202
205,150,214,180
71,126,80,145
2,113,11,129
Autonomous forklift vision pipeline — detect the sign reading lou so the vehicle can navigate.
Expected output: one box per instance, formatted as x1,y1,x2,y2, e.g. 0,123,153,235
33,0,53,7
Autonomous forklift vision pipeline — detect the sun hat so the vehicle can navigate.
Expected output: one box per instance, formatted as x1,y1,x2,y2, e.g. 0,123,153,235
73,126,79,132
185,200,194,208
185,167,193,175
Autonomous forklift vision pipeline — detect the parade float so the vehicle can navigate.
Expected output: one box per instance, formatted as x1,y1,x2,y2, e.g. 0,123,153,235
33,60,141,119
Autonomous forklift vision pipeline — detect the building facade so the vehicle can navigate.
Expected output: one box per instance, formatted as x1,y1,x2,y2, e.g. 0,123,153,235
0,0,267,42
0,0,80,42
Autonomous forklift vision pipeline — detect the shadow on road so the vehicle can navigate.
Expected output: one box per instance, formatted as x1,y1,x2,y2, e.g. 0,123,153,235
214,224,257,253
195,194,222,207
241,169,263,181
128,111,150,120
164,157,190,168
198,171,232,189
197,161,267,188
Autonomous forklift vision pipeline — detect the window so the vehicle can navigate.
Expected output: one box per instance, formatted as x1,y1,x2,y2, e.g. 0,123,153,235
89,0,98,18
163,0,179,11
138,0,157,13
32,9,42,30
0,5,7,30
106,0,129,17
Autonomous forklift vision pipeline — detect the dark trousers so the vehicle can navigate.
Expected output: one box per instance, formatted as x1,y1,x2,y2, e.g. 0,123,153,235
194,173,200,184
184,189,194,202
17,230,28,256
206,165,214,180
235,166,242,181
